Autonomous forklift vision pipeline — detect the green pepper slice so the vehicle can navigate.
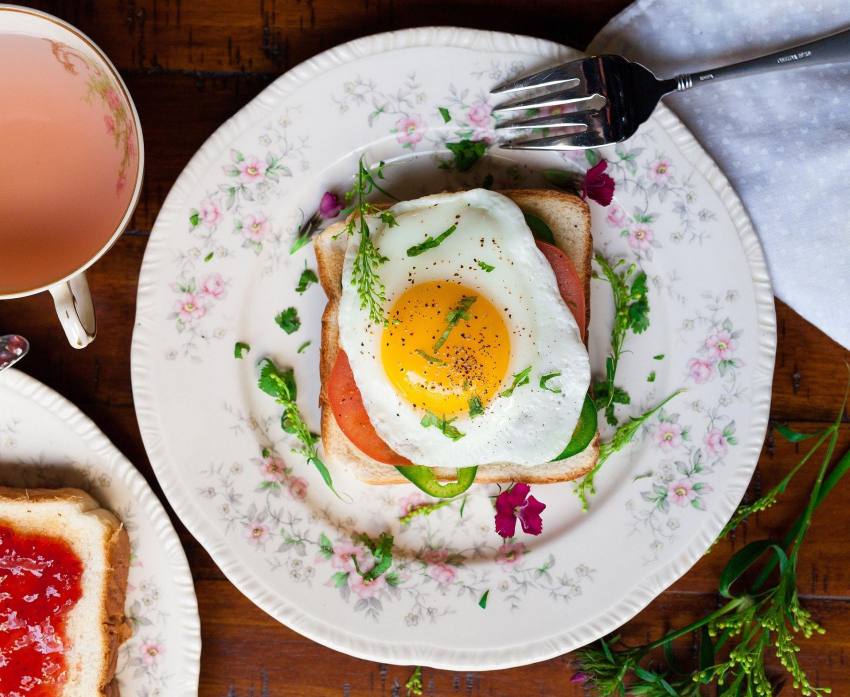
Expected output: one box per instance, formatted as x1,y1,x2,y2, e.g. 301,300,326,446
395,465,478,498
551,393,597,461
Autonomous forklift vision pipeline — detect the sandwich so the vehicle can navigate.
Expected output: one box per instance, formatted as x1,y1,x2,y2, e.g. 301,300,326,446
316,188,598,494
0,487,131,697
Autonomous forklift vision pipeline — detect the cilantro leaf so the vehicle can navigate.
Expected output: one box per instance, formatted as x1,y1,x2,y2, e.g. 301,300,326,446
379,210,398,227
421,410,465,441
654,354,665,360
502,366,532,397
275,307,301,334
407,224,457,257
478,590,489,609
234,342,250,359
415,349,444,364
648,371,656,383
297,341,311,354
433,296,477,352
352,532,394,582
438,107,451,123
477,260,495,272
295,265,318,294
468,395,484,418
444,139,488,172
540,372,562,394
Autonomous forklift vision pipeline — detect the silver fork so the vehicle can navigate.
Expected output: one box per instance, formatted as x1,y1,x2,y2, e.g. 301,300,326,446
491,28,850,150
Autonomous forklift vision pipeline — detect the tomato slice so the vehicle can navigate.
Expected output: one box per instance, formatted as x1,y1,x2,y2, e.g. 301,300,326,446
328,242,587,465
327,350,412,466
535,239,586,340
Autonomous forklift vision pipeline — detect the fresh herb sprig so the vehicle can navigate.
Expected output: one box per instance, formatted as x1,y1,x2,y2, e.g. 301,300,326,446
407,224,457,257
434,296,477,352
352,532,394,582
502,366,532,398
339,158,398,326
573,373,850,697
592,254,650,426
405,666,423,697
258,358,349,501
574,391,681,511
399,496,467,524
421,410,465,441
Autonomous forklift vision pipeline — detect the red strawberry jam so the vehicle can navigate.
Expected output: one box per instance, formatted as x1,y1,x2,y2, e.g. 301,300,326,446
0,525,83,696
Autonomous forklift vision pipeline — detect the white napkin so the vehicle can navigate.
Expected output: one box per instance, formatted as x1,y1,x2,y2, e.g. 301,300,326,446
589,0,850,349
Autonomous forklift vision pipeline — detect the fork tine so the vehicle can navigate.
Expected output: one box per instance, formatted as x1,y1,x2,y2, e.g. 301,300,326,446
499,128,610,151
495,109,600,130
490,60,586,95
491,86,594,114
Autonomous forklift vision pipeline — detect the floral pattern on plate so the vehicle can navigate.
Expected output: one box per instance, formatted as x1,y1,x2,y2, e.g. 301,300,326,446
132,29,775,670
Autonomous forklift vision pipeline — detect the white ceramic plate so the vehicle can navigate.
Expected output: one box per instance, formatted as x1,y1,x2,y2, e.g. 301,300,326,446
131,28,776,670
0,368,200,696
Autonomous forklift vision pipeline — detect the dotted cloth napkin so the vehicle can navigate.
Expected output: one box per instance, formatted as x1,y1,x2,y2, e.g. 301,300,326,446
589,0,850,349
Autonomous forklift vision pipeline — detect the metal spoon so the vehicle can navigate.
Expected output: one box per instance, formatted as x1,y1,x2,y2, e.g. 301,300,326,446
0,335,30,373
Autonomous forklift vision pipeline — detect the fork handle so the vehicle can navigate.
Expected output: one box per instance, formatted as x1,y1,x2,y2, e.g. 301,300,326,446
672,27,850,91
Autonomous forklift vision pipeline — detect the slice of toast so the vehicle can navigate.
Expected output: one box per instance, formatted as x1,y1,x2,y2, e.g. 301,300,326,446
0,487,131,697
316,189,599,485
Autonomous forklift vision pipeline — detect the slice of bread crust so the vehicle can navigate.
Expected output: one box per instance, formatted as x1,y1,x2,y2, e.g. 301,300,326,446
315,189,599,485
0,487,131,697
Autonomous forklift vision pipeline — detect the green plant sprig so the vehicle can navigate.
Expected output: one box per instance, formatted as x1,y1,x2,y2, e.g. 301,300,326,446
339,157,398,326
573,371,850,697
592,254,650,426
574,391,681,511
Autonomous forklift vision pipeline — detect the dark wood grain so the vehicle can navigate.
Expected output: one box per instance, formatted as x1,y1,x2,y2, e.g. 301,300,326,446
2,1,850,695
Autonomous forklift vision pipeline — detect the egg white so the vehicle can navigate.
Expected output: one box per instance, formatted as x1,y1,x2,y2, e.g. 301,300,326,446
337,189,590,468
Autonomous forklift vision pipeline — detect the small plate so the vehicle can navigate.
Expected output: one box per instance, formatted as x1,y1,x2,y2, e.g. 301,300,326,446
131,28,776,670
0,368,201,696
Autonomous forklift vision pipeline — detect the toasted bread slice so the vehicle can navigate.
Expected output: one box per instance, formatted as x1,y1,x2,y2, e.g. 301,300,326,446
0,487,131,697
316,189,599,485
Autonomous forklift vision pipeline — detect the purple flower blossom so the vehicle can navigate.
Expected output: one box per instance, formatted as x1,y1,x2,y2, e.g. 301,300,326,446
581,160,615,207
494,482,546,538
319,191,342,219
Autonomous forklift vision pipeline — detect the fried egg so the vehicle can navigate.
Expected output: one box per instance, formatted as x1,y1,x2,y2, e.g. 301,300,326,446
337,189,590,468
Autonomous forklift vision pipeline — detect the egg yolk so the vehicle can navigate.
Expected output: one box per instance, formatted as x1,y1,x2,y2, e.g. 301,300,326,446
381,281,510,417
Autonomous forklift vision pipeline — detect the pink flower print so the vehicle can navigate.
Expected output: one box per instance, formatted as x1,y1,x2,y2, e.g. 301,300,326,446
704,330,738,361
331,541,373,574
173,292,206,323
398,492,426,518
654,422,683,453
199,198,224,228
668,478,696,507
139,641,164,666
126,135,136,160
259,455,287,483
467,100,494,128
349,572,387,599
647,157,673,186
428,563,457,587
420,548,449,565
237,155,267,184
494,541,527,571
105,88,122,111
287,476,308,501
319,191,342,219
244,520,270,546
116,174,126,195
494,482,546,538
104,114,116,135
200,273,227,300
242,212,270,243
627,222,654,251
687,357,715,384
606,202,626,228
703,429,729,458
395,114,424,144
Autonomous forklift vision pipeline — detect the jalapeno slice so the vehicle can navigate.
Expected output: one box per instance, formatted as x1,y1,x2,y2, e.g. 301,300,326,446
395,465,478,498
551,393,597,461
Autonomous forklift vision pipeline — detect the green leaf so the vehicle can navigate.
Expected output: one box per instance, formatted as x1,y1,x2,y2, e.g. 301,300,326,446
502,366,532,397
523,213,555,244
257,358,295,399
647,372,656,383
296,266,318,294
719,539,788,598
653,354,665,360
445,139,488,172
297,341,311,354
699,624,714,671
438,107,451,123
204,251,214,262
585,149,599,166
421,410,465,441
353,532,394,582
275,307,301,334
478,590,489,609
477,260,495,272
234,342,250,359
542,169,582,195
433,295,477,351
407,224,458,257
415,349,444,364
774,423,824,443
540,372,562,394
468,395,484,418
662,636,685,675
189,210,200,227
379,210,398,227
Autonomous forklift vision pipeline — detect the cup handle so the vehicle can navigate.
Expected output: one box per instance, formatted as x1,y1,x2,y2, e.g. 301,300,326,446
49,273,97,348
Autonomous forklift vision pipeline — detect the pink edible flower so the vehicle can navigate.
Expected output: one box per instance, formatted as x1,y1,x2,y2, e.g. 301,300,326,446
581,160,615,207
319,191,342,219
494,482,546,538
571,672,590,684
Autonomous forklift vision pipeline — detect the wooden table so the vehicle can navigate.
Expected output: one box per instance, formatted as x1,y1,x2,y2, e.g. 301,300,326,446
2,2,849,694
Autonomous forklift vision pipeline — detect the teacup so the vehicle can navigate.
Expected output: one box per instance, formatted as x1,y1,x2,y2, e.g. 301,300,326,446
0,5,144,348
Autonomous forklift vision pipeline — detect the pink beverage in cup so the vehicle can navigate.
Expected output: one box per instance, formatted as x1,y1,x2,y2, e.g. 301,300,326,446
0,7,143,347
